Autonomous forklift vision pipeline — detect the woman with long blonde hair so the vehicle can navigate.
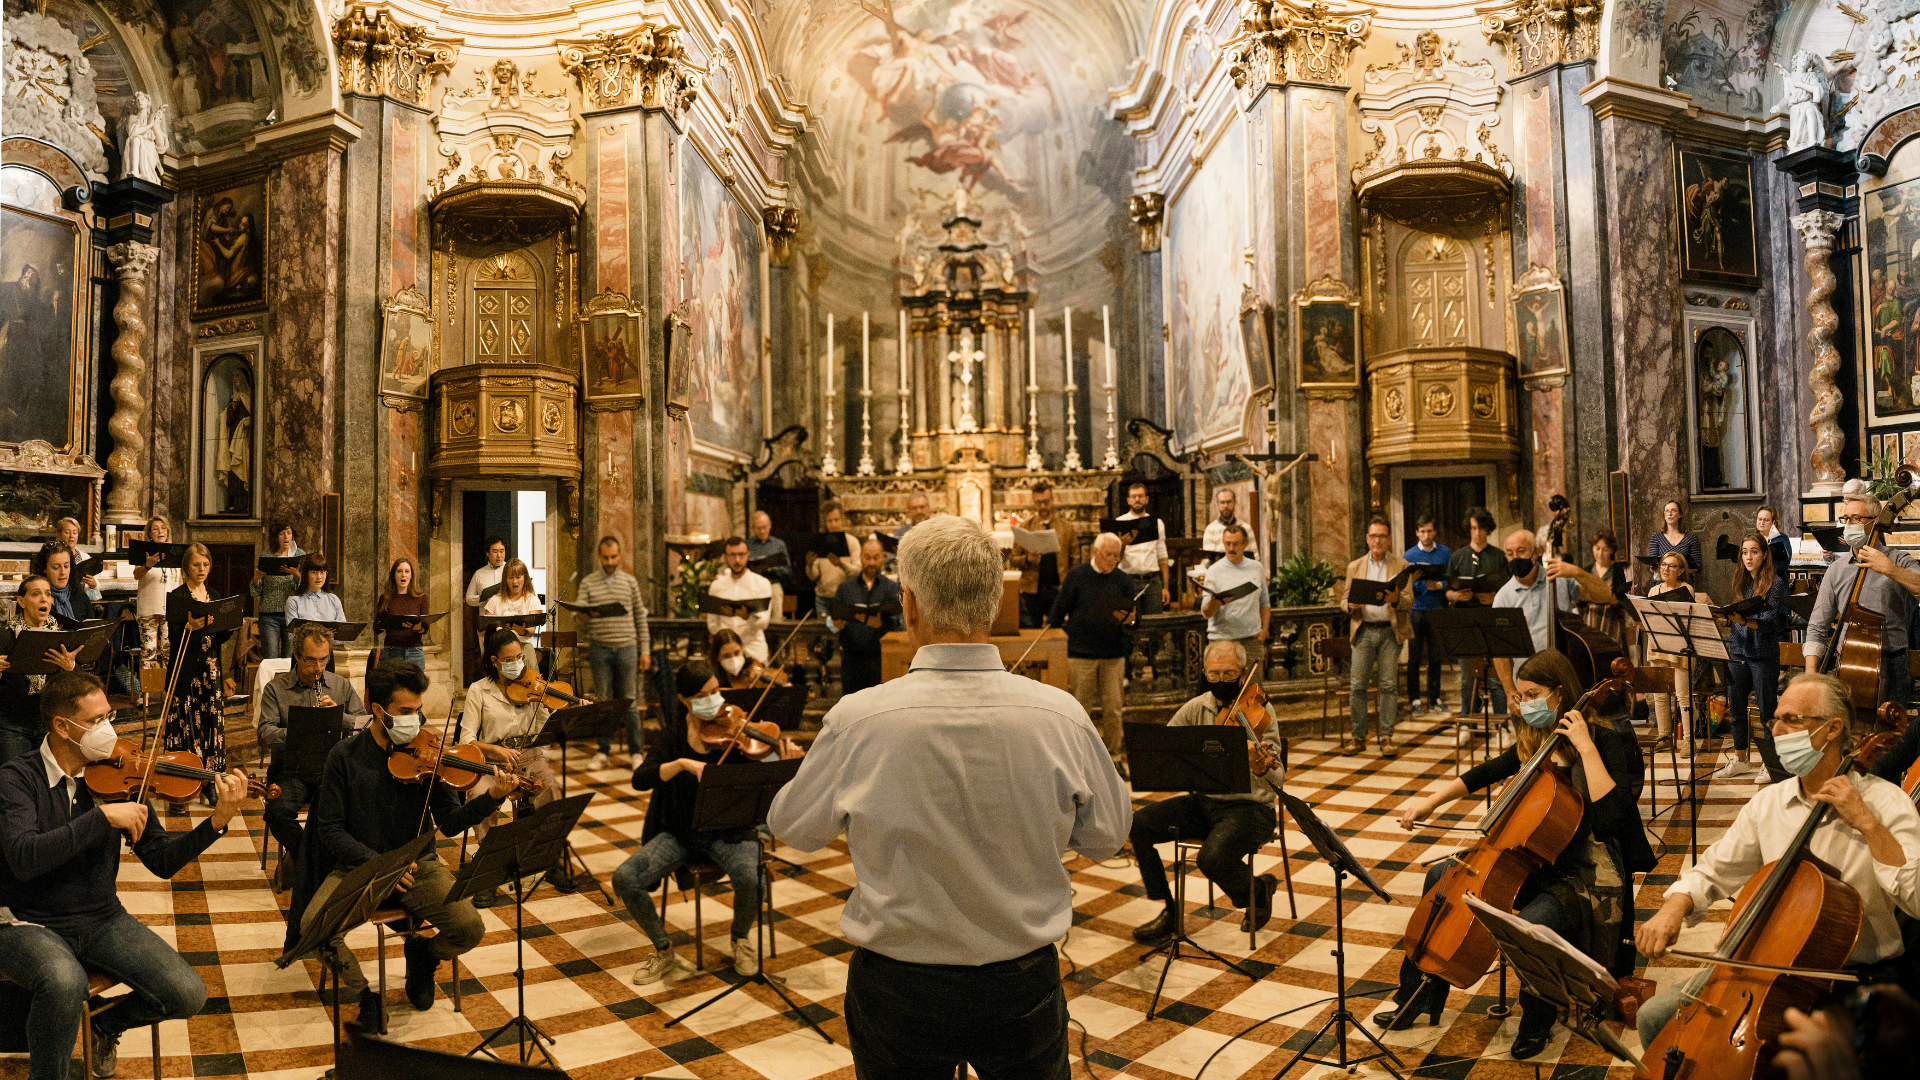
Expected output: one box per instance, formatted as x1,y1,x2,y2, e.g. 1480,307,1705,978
1641,550,1709,751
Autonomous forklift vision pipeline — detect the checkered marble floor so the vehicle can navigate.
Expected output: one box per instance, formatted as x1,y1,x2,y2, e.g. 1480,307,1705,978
1,719,1763,1080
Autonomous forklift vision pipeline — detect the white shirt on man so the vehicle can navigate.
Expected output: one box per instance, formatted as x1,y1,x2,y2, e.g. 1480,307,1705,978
465,563,504,607
1358,555,1392,624
707,568,773,661
1117,512,1168,577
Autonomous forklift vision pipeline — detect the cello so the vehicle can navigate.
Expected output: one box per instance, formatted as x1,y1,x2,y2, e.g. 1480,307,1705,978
1544,494,1626,690
1401,675,1630,989
1819,464,1920,739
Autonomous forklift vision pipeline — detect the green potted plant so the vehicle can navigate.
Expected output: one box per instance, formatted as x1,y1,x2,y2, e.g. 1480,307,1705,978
1270,550,1338,608
669,557,724,618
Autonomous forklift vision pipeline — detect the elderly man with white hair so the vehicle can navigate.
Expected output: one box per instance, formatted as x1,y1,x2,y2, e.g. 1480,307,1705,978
1805,478,1920,723
1049,531,1139,773
768,514,1131,1079
1490,526,1579,720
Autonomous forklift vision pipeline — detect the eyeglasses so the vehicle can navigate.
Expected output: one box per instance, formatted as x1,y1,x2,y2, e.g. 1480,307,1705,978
1772,713,1841,729
1838,514,1876,525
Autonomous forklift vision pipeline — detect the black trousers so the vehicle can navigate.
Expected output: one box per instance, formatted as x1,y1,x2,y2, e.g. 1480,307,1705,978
841,644,884,695
263,773,314,859
1407,610,1443,702
1130,793,1274,908
846,945,1068,1080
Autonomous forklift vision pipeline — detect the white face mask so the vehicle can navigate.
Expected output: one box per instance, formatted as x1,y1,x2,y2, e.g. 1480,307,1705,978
720,654,746,676
384,710,423,744
499,658,525,680
64,717,118,762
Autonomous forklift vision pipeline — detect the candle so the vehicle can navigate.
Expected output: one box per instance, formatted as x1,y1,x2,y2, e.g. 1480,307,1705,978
1102,304,1113,385
899,309,908,386
1064,306,1073,387
862,311,871,392
1028,308,1036,385
826,313,834,395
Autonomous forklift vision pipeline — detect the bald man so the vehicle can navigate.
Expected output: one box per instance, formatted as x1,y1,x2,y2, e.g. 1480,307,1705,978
1490,528,1580,716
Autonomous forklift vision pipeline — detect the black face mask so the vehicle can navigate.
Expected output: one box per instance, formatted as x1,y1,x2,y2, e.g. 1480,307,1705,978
1206,678,1242,705
1508,557,1535,578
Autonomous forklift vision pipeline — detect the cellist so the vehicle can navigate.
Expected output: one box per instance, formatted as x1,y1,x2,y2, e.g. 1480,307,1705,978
1803,480,1920,706
1390,649,1652,1059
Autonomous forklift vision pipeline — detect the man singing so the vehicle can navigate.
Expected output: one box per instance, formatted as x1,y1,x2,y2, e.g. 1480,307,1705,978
1200,487,1239,556
769,515,1131,1078
834,536,902,695
705,537,773,662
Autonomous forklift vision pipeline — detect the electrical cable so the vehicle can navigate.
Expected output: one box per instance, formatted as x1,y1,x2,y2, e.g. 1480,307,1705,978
1191,986,1397,1080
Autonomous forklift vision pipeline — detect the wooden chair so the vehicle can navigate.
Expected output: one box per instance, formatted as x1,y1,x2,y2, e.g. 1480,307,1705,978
1317,637,1352,740
0,970,163,1080
1173,799,1298,949
362,907,464,1033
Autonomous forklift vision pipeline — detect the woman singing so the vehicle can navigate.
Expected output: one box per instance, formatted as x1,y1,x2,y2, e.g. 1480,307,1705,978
165,544,232,797
373,556,429,673
1715,531,1790,782
1647,499,1701,572
0,575,81,761
134,515,180,660
250,522,304,658
1640,550,1709,751
1387,649,1652,1059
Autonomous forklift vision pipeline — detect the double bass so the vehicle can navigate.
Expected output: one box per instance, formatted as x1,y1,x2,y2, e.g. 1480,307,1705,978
1820,464,1920,741
1544,494,1626,690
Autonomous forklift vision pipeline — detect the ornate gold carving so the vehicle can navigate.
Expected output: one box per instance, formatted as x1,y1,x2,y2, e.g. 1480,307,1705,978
494,399,524,432
1423,383,1455,417
764,206,800,264
555,22,701,116
1479,0,1604,79
1471,384,1496,419
1128,192,1165,252
195,317,261,338
451,400,477,435
1383,387,1404,420
541,400,563,434
1230,0,1374,96
430,61,580,203
332,5,460,108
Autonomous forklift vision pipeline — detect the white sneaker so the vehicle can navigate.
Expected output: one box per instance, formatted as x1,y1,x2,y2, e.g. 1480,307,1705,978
587,752,610,771
1410,698,1426,716
733,937,759,977
1429,697,1447,716
632,948,689,985
1712,755,1755,779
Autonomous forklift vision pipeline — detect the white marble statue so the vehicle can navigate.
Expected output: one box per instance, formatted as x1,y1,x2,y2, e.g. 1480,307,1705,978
1858,28,1894,96
119,92,169,183
1784,51,1830,154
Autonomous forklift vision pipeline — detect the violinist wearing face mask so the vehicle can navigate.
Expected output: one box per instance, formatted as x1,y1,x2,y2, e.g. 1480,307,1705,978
707,629,789,691
611,659,768,985
1634,672,1920,1055
456,630,564,905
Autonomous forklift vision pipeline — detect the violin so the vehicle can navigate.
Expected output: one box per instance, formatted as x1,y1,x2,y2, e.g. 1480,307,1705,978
698,704,786,761
726,657,790,689
1215,673,1279,775
1638,758,1868,1080
501,667,589,711
1402,676,1630,989
85,740,273,804
1823,462,1920,740
386,729,544,797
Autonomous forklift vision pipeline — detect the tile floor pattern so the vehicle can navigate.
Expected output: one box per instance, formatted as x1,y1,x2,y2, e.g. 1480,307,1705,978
4,723,1761,1079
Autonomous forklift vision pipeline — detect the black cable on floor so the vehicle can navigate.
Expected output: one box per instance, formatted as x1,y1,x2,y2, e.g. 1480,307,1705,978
1191,986,1396,1080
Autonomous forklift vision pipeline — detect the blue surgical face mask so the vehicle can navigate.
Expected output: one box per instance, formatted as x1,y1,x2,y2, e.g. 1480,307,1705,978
1774,723,1833,776
1844,523,1869,547
384,709,422,744
1517,697,1558,729
499,658,525,680
689,692,724,720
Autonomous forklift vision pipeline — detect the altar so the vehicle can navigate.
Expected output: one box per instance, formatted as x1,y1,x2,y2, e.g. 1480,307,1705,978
879,627,1068,689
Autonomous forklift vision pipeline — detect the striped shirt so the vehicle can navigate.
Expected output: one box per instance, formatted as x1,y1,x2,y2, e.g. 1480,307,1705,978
574,566,649,653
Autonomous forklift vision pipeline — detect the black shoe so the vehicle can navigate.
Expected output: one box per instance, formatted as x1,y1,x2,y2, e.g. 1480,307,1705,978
1241,874,1278,933
470,887,503,909
541,867,576,894
1132,905,1179,943
354,989,385,1036
88,1023,120,1079
403,935,439,1011
1376,976,1445,1031
1509,1032,1550,1060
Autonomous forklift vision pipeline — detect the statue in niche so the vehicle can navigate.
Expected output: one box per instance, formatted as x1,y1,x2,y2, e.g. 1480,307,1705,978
1783,51,1830,153
119,92,170,183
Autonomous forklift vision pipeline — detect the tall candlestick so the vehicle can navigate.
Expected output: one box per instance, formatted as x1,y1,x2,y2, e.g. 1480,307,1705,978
1062,307,1081,472
1025,309,1042,471
861,311,871,392
857,313,875,474
821,313,838,476
1100,304,1119,470
897,309,913,474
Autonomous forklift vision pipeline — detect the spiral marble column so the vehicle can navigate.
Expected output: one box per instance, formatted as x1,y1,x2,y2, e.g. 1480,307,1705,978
103,242,157,524
1792,209,1847,495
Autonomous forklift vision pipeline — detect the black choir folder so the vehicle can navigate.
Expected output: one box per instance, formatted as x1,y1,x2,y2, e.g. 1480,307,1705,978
5,623,115,675
375,611,448,632
288,617,368,641
555,599,626,618
748,551,790,573
830,598,900,627
258,555,302,575
1346,565,1426,607
478,612,546,630
177,594,248,634
1712,595,1772,620
127,540,189,568
1199,580,1261,604
1099,516,1160,547
698,594,770,619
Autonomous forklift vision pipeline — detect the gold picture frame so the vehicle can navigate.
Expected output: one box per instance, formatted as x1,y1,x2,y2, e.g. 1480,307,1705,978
1510,264,1569,383
1293,275,1361,393
379,285,433,409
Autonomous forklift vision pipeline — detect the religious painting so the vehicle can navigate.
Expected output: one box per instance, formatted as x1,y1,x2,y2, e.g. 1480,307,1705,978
1510,268,1570,381
192,179,268,318
0,200,83,450
578,289,646,409
379,285,432,407
1861,173,1920,423
1684,312,1761,499
1674,146,1758,286
1165,119,1251,450
1294,284,1361,393
678,145,762,458
1660,0,1780,117
1238,286,1275,395
149,0,278,151
196,346,257,520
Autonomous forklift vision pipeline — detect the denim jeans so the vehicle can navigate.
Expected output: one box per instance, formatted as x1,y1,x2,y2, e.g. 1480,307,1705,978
609,831,760,947
1459,659,1508,716
1129,793,1274,907
1419,861,1569,1038
1726,655,1789,779
376,646,426,671
1350,622,1400,742
1129,573,1165,616
0,913,207,1080
845,944,1069,1080
585,642,641,756
258,612,287,659
1638,969,1710,1048
1408,610,1443,702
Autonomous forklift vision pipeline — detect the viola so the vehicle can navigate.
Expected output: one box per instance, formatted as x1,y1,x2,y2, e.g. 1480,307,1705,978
699,704,787,761
1402,676,1629,989
502,668,588,711
386,729,544,797
85,740,273,804
1215,676,1279,775
725,657,790,689
1638,760,1867,1080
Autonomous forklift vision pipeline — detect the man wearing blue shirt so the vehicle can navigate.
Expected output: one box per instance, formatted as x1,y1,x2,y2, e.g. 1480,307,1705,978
1201,525,1270,678
1403,516,1451,715
1491,529,1580,716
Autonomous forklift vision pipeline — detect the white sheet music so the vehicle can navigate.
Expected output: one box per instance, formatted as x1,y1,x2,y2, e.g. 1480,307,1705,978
1628,596,1731,661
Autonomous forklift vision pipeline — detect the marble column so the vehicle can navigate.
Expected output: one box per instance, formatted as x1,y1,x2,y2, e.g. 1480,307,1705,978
1793,209,1848,495
265,146,344,534
936,315,952,431
103,242,156,525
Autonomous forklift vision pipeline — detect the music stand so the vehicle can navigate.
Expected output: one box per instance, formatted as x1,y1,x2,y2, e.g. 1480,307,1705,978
662,758,833,1043
1427,607,1536,776
337,1022,569,1080
1630,597,1731,865
277,833,435,1048
1268,793,1403,1080
1121,722,1261,1020
522,699,630,903
1462,895,1642,1069
447,792,593,1066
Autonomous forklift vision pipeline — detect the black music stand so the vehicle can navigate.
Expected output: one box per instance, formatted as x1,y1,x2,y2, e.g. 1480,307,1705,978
1461,895,1642,1069
1631,596,1730,866
522,699,630,903
1268,793,1403,1080
277,834,436,1048
661,758,833,1042
1427,607,1536,777
337,1022,569,1080
1121,722,1261,1020
448,792,593,1066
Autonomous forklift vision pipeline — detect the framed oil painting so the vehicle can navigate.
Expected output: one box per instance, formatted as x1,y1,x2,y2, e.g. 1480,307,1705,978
579,289,646,410
1238,284,1275,395
0,201,85,450
664,308,693,418
194,343,259,521
379,285,432,408
1674,147,1758,287
1293,277,1360,393
192,179,269,318
1511,266,1569,381
1683,311,1762,499
1861,172,1920,423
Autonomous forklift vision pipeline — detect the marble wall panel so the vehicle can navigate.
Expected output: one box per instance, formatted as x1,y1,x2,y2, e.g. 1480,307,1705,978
391,113,420,293
1531,385,1566,527
387,409,420,559
1519,82,1556,272
265,148,341,532
1302,100,1341,283
596,122,631,289
1309,397,1352,559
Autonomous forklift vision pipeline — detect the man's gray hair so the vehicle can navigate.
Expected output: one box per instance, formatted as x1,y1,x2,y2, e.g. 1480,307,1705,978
1092,532,1122,552
897,515,1004,635
289,621,335,657
1205,638,1246,669
1787,671,1853,732
1842,478,1884,519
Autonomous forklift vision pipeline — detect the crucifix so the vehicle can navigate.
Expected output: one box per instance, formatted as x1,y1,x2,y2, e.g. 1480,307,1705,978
950,328,985,434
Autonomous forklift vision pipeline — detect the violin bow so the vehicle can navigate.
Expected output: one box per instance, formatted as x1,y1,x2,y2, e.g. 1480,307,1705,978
713,610,816,766
1218,663,1284,794
1006,618,1050,673
410,704,462,840
133,606,208,802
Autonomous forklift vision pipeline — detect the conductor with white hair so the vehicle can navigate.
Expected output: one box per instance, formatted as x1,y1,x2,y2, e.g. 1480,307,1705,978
1805,478,1920,710
768,514,1132,1078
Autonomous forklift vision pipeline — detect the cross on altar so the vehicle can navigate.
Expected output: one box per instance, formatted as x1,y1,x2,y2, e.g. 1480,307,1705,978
949,329,985,434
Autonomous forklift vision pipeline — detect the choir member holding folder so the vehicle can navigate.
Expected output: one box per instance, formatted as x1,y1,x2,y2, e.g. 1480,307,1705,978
166,544,235,785
0,575,81,761
134,515,181,660
1010,480,1077,629
705,537,773,662
373,556,432,672
833,536,901,694
1049,533,1139,773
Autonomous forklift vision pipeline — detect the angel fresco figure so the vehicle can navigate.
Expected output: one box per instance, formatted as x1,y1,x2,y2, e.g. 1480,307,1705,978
1783,50,1830,154
120,92,171,184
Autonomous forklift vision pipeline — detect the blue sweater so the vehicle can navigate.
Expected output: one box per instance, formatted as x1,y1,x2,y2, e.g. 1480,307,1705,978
1403,543,1452,611
1728,573,1791,662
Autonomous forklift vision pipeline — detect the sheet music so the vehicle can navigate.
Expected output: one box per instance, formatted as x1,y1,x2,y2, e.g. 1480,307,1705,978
1629,597,1731,661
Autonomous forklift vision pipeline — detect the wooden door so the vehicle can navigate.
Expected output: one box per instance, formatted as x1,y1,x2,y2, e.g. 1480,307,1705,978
206,543,255,613
1400,476,1487,553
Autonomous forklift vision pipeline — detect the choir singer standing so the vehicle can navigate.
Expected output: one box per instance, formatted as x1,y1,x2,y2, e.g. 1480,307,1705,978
769,515,1131,1079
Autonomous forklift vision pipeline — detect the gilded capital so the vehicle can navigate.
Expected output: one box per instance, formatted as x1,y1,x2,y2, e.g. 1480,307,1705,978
333,5,461,108
1478,0,1602,79
1232,0,1374,94
764,206,801,264
1128,192,1165,252
556,21,701,115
